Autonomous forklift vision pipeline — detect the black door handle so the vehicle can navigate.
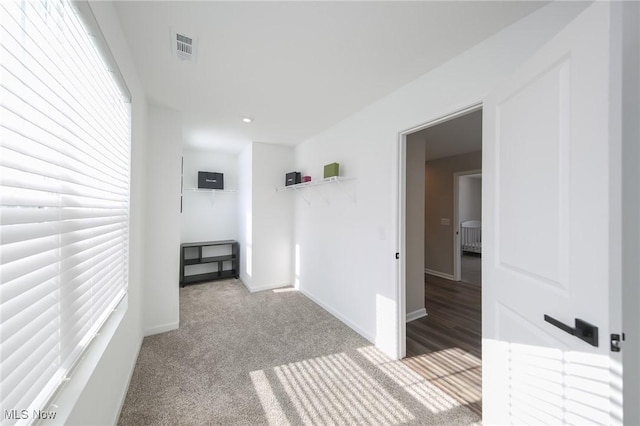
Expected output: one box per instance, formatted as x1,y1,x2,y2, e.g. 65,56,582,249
544,315,599,347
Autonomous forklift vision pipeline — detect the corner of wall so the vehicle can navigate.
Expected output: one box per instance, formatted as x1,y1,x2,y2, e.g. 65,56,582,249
143,104,182,335
237,143,253,288
236,142,296,292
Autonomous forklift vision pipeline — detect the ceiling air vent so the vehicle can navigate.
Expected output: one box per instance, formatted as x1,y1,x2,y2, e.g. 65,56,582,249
172,29,197,61
176,33,192,57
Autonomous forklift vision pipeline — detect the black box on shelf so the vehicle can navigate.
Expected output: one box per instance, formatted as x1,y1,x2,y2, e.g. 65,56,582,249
285,172,301,186
198,171,224,189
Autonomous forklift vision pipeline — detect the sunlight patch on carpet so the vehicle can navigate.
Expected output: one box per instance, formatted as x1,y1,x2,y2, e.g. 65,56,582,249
251,352,414,425
358,345,469,414
250,370,291,426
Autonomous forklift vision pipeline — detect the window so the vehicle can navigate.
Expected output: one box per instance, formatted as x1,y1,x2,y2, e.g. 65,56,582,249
0,0,131,422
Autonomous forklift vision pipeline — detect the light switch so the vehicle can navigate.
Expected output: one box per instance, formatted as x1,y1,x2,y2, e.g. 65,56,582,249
440,218,451,226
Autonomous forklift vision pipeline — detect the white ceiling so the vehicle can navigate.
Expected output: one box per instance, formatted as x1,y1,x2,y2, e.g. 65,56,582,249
113,1,545,153
408,109,483,161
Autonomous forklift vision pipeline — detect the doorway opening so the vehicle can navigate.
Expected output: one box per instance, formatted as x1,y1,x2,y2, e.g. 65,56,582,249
453,171,482,284
399,105,483,417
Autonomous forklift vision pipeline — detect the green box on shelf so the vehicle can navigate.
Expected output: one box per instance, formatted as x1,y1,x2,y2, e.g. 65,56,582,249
323,162,340,178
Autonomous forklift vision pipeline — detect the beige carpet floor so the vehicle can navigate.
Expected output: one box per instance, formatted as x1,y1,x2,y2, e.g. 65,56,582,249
118,279,481,425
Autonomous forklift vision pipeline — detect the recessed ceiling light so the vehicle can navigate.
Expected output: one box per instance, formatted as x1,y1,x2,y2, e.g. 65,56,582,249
242,117,253,123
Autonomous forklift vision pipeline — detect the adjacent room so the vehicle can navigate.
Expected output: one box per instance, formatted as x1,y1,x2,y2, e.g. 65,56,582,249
403,109,483,416
1,1,638,425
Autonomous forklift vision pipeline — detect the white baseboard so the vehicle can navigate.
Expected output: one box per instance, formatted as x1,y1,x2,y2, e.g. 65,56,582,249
245,282,292,293
299,288,376,344
144,321,179,337
113,335,143,424
425,268,455,281
406,308,428,323
238,276,251,292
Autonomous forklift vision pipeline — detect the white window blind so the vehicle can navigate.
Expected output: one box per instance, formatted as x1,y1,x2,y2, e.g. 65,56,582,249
0,0,130,422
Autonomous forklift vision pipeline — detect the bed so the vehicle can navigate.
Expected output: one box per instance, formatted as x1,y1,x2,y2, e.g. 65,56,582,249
461,220,482,254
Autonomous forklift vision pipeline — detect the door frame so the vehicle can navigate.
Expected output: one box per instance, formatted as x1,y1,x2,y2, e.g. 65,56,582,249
453,170,482,282
396,102,482,359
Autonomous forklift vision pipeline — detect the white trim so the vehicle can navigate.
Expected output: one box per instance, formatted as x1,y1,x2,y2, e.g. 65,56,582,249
244,282,293,293
144,321,179,337
620,2,640,424
112,336,143,425
424,268,456,280
406,308,428,323
453,169,482,282
299,288,376,344
71,2,131,102
399,104,483,136
395,132,407,360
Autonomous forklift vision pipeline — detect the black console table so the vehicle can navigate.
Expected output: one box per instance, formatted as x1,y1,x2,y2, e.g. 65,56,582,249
180,240,239,287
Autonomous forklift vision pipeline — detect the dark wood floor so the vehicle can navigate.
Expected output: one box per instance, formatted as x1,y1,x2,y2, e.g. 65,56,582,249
461,252,481,286
404,264,482,416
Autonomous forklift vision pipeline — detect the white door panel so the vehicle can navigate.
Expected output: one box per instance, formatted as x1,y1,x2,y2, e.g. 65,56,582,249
497,57,570,288
483,2,621,424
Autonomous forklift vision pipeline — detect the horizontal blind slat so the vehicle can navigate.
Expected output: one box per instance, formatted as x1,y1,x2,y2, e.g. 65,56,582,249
0,234,59,270
1,226,126,294
0,301,58,353
1,323,58,381
1,215,125,246
0,152,129,199
1,207,128,225
0,86,129,177
1,112,129,188
0,257,59,297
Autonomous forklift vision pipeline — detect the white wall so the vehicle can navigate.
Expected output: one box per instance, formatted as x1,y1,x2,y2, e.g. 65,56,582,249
459,176,482,223
181,150,238,243
405,136,426,320
143,104,182,335
61,2,147,425
294,2,589,358
237,142,294,292
425,152,482,276
250,143,294,291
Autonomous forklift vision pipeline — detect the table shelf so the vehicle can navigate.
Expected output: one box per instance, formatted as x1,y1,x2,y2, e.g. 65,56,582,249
180,240,239,287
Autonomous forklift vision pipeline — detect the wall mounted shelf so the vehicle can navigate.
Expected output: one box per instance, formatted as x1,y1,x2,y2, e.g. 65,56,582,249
184,188,237,205
276,176,355,204
184,188,237,193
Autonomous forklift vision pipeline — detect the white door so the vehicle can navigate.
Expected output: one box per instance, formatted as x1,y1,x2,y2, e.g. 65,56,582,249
483,2,622,425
